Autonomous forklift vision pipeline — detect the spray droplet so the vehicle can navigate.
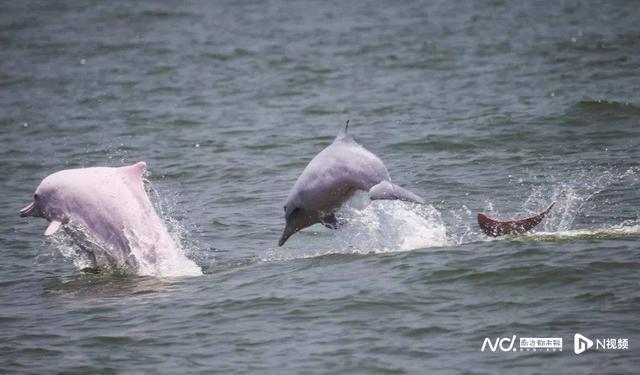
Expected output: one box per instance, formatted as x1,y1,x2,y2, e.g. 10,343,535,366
195,143,200,148
22,122,28,128
80,58,86,65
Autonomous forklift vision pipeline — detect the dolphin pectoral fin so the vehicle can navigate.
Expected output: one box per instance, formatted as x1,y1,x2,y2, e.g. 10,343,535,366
320,213,343,229
44,220,63,236
477,202,555,237
369,181,425,204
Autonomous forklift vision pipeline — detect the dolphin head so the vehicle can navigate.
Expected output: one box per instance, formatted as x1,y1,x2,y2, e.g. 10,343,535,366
279,202,315,246
20,175,69,235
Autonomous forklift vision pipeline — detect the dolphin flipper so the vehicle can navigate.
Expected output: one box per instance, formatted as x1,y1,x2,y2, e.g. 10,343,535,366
44,220,63,236
369,181,425,204
320,213,343,229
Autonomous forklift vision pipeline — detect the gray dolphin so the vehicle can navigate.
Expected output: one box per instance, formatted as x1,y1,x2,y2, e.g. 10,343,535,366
279,121,425,246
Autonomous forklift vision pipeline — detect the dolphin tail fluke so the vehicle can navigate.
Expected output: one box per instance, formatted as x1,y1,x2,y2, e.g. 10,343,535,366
477,202,555,237
369,181,425,204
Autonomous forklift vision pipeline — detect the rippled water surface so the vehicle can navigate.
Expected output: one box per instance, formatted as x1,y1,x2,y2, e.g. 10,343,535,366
1,1,640,373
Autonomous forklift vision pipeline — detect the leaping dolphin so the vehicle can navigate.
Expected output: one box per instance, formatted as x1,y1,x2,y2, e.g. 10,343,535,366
19,162,201,275
279,121,425,246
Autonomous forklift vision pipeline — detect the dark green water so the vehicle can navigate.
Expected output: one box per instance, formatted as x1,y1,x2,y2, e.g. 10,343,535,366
1,0,639,373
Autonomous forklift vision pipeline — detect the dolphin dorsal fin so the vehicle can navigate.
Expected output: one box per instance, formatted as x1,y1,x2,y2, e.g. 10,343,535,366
335,120,351,141
121,161,147,180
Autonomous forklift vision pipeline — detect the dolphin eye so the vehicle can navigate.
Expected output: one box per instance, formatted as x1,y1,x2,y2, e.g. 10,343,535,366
283,205,287,212
34,194,39,200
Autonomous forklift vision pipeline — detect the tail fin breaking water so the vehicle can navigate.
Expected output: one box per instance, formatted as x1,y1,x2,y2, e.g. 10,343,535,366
478,202,555,237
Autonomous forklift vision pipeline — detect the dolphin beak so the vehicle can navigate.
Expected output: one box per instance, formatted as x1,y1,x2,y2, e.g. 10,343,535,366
20,202,36,217
278,225,293,247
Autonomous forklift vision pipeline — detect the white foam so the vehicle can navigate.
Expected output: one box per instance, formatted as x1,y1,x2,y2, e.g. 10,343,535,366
525,220,640,241
335,198,448,253
46,180,203,277
264,194,448,261
124,227,202,277
131,180,203,277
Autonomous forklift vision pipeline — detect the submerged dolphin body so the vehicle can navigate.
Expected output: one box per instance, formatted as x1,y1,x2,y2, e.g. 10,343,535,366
279,121,425,246
20,162,201,276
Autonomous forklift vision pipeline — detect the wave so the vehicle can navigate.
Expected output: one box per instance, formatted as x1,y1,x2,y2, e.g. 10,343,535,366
512,221,640,242
573,100,640,114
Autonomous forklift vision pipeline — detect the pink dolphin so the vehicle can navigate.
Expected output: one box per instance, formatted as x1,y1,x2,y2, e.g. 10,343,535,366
20,162,201,276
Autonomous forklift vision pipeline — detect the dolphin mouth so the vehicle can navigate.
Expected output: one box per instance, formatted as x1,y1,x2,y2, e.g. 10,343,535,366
20,202,36,217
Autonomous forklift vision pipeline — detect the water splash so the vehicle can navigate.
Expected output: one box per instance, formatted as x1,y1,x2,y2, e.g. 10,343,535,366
334,198,447,253
45,231,104,271
145,179,208,275
476,166,640,242
264,193,447,261
42,178,202,277
444,204,478,245
123,225,202,277
521,166,639,232
123,179,202,276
